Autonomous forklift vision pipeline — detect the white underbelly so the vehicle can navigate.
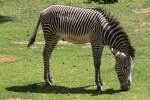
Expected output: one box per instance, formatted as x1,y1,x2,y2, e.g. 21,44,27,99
59,34,90,44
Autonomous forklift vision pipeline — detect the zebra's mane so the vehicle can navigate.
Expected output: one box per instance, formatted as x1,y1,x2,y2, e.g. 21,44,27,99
88,7,135,59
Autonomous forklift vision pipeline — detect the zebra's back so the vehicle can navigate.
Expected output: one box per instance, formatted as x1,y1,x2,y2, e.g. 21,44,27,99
40,5,103,44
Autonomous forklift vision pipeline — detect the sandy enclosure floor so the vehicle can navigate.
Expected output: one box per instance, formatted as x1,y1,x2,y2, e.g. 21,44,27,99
12,40,72,45
12,40,92,48
0,55,17,63
134,7,150,14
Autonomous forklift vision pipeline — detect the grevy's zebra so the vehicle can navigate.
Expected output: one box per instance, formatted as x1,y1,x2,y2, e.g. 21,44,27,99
27,5,135,91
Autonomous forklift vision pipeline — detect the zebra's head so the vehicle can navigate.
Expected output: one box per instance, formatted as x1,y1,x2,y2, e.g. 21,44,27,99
111,48,134,91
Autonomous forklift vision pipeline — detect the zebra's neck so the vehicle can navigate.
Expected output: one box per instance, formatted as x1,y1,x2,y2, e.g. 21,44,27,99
101,20,135,59
91,7,134,57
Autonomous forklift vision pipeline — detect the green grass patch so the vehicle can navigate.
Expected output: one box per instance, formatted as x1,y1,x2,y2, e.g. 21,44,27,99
0,0,150,100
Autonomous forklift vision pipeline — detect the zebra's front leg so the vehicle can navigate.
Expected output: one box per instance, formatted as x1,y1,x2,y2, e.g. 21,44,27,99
91,43,104,91
43,34,59,85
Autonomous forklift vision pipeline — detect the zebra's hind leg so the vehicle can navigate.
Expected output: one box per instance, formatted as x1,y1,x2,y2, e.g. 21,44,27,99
43,33,60,85
91,43,104,91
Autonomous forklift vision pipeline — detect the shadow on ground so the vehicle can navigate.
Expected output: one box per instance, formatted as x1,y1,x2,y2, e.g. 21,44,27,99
0,15,14,24
6,82,122,95
83,0,118,4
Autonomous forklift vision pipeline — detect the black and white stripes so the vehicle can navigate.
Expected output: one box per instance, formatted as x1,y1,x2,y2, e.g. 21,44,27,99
28,5,135,91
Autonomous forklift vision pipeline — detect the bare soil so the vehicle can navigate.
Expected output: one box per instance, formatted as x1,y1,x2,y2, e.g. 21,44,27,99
13,40,93,48
135,22,150,32
5,97,31,100
132,6,150,32
13,40,72,45
13,41,44,45
0,55,16,62
82,43,91,48
134,7,150,14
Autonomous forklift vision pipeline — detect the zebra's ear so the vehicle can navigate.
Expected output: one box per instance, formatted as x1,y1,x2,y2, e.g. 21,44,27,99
111,48,126,58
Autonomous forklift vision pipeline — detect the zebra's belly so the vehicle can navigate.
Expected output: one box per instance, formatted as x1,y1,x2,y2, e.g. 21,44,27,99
59,34,90,44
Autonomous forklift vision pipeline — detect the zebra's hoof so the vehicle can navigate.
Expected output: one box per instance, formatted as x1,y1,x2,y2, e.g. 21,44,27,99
45,79,54,85
96,86,103,91
45,81,52,85
120,86,130,91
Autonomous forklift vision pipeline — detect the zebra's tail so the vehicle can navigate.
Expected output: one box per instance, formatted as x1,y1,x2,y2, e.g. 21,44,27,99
27,15,41,47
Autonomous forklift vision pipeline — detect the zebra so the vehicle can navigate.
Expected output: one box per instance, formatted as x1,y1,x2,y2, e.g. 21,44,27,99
27,5,135,91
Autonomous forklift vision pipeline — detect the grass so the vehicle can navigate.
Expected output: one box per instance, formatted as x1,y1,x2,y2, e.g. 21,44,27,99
0,0,150,100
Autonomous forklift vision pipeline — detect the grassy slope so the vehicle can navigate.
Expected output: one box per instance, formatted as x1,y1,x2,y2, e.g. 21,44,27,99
0,0,150,100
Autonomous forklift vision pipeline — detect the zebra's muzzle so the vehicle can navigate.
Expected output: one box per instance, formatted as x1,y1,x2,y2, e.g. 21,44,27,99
121,80,131,91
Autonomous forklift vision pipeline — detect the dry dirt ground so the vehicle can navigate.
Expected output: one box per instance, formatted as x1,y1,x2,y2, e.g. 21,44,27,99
5,97,31,100
134,7,150,14
133,6,150,32
12,40,92,48
12,40,72,45
0,41,90,63
0,55,17,63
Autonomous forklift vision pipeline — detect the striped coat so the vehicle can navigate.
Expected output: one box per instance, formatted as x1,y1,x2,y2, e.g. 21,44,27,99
28,5,135,91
